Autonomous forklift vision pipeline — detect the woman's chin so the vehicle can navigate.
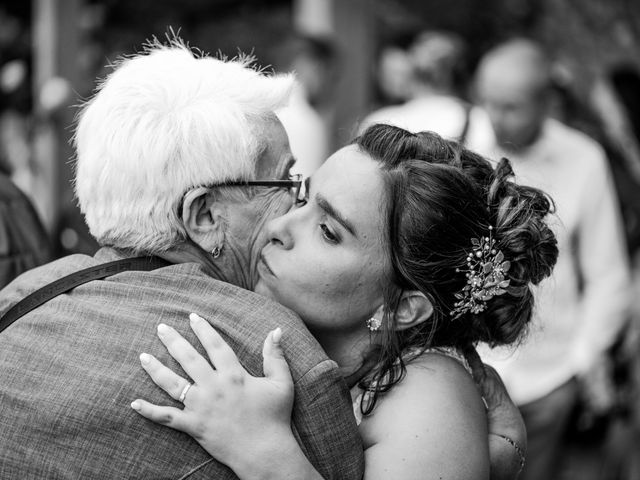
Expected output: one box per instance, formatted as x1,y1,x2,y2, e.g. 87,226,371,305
253,279,276,301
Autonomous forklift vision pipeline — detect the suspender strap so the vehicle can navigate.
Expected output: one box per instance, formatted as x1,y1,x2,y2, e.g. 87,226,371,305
0,256,170,334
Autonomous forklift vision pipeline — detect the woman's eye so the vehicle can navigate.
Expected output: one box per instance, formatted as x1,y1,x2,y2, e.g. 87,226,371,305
320,224,339,244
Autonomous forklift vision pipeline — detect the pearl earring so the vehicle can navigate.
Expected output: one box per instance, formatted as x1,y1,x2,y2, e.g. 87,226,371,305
366,317,381,332
211,246,222,258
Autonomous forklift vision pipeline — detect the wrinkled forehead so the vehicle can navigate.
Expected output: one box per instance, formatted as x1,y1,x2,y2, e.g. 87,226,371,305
255,115,295,180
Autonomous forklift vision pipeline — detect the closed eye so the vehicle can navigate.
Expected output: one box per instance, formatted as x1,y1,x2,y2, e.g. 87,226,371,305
320,223,340,244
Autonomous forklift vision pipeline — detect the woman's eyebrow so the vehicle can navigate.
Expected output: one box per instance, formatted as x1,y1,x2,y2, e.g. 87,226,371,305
316,193,357,237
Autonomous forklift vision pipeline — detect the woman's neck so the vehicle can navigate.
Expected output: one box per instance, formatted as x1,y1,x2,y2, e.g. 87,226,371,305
310,327,375,380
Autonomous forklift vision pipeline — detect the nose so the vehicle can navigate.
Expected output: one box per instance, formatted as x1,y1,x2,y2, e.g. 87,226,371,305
265,208,296,250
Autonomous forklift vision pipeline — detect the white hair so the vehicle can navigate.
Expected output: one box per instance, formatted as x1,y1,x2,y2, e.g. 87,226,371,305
74,40,294,253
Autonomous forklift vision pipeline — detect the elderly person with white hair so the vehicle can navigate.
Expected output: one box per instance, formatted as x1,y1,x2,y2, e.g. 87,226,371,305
0,42,364,479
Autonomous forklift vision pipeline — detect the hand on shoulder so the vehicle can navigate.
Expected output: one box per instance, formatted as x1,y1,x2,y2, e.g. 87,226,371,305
131,313,299,478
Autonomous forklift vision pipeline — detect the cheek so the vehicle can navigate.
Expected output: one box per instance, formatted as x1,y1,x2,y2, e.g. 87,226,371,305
300,262,385,323
277,259,382,323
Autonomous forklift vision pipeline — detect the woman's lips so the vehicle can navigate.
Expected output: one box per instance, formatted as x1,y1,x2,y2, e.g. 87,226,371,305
258,253,276,277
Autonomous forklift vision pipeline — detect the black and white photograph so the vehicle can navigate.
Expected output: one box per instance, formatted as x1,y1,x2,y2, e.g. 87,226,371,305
0,1,639,479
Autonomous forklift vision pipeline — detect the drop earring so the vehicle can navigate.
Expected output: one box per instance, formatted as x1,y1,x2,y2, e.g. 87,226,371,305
211,246,222,258
366,317,381,332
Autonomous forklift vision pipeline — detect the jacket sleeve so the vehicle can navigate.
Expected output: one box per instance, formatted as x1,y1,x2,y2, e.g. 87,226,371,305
291,359,365,480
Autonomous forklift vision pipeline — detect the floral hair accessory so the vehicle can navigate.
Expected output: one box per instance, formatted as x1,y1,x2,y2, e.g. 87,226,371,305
450,226,511,319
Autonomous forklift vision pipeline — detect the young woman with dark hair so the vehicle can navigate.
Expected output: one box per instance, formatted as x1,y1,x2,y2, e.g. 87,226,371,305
132,124,558,480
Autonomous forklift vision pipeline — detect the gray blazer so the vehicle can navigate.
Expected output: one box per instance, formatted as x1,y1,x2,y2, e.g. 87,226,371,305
0,248,364,479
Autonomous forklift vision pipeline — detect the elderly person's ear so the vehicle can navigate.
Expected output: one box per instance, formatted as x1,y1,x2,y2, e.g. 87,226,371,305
181,187,226,253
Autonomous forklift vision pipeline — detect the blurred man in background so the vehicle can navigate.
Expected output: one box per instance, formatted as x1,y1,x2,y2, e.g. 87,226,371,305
471,38,631,480
360,30,474,142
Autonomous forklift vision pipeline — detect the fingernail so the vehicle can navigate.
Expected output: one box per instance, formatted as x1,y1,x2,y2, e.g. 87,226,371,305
131,401,141,411
189,313,203,323
157,323,170,335
140,353,151,365
272,327,282,344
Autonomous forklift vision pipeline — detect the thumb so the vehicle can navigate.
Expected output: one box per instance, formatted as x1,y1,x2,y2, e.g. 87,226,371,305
262,328,292,384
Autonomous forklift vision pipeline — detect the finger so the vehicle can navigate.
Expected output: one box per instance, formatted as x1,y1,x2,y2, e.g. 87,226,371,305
262,328,293,384
156,323,215,384
189,313,243,372
478,364,500,407
130,399,192,432
463,346,486,385
139,353,191,401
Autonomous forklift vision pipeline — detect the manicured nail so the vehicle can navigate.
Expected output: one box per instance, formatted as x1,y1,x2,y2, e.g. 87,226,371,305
157,323,170,335
189,313,203,324
140,353,151,365
272,327,282,344
130,401,141,411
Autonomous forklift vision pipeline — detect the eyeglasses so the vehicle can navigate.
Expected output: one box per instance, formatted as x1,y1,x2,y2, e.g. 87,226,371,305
222,174,304,205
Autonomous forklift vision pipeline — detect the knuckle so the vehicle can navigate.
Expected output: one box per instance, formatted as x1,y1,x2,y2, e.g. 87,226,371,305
182,349,200,363
170,378,183,397
229,371,245,386
158,411,174,425
219,370,244,387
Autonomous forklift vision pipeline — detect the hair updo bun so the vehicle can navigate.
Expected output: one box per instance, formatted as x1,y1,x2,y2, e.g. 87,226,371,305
354,124,558,350
474,157,559,346
488,157,558,286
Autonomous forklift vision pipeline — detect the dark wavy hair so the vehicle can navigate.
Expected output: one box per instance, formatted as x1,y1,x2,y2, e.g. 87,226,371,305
356,124,558,414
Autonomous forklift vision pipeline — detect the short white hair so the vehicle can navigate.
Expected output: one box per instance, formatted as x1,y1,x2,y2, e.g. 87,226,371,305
74,39,294,253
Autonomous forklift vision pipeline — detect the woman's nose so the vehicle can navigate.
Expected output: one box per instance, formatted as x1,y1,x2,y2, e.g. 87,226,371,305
265,210,295,249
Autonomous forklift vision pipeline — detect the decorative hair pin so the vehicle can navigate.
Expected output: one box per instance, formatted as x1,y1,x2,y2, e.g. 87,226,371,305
450,226,511,319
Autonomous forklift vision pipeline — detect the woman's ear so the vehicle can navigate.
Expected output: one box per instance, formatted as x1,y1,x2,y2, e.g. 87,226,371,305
368,291,433,332
394,290,434,331
181,187,226,252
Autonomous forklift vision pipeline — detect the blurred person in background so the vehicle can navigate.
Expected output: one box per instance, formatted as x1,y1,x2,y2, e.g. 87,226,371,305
0,8,53,288
373,45,414,108
273,33,338,178
360,30,476,142
0,162,53,288
470,38,631,480
529,60,640,480
0,40,364,480
585,64,640,480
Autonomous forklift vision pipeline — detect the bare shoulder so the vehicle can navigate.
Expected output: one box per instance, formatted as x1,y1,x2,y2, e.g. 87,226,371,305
389,352,487,431
359,351,489,480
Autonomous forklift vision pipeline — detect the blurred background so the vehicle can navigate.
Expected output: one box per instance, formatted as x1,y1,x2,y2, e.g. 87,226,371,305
1,1,640,478
1,0,638,254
